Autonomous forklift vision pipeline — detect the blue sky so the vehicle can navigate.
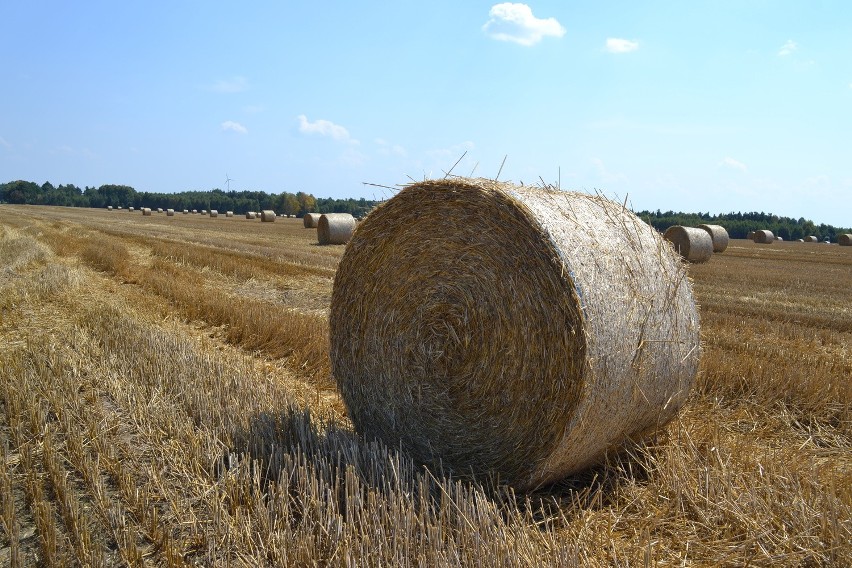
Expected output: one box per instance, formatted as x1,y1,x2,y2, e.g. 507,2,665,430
1,1,850,226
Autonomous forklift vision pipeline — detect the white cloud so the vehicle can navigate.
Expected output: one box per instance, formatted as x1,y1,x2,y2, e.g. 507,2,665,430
221,121,248,134
605,38,639,53
297,115,357,143
719,157,747,172
375,138,407,157
591,157,627,183
211,76,249,93
482,3,565,47
778,40,797,56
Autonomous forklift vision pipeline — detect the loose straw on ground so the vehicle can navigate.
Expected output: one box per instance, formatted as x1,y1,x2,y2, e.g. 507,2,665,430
330,177,700,491
317,213,356,245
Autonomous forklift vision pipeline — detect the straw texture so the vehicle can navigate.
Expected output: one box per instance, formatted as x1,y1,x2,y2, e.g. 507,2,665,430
753,230,775,244
697,224,729,252
142,208,152,216
330,177,700,490
318,213,356,245
261,210,276,222
664,226,713,263
839,234,852,246
304,213,321,228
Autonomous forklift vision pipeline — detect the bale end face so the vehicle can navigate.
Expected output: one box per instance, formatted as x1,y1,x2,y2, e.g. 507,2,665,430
839,234,852,246
697,224,729,253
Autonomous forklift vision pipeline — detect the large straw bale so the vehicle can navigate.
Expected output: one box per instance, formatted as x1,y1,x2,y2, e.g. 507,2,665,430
246,212,256,219
261,210,276,222
209,209,219,217
317,213,356,245
747,231,755,240
166,208,175,216
226,211,234,217
142,208,152,216
330,177,700,490
183,209,189,214
157,208,163,213
664,226,713,263
839,234,852,246
304,212,321,228
804,235,818,243
753,230,775,244
129,207,135,212
107,206,113,210
697,224,729,252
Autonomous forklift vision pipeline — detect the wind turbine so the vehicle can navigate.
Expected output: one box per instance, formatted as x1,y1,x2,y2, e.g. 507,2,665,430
225,174,234,192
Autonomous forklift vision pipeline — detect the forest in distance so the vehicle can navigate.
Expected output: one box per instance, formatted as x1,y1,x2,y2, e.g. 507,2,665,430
1,178,850,240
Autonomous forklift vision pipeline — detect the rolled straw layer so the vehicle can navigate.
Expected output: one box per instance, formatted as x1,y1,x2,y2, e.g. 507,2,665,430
318,213,356,245
330,177,700,490
697,224,729,252
664,226,713,263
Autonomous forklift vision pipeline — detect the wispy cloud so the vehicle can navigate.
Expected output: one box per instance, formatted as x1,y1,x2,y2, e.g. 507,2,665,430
375,138,407,157
482,3,565,47
591,158,627,183
778,40,797,56
719,157,747,172
605,38,639,53
297,115,357,143
210,76,249,93
221,121,248,134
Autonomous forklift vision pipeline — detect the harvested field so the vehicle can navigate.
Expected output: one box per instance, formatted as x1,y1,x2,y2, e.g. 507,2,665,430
1,204,850,567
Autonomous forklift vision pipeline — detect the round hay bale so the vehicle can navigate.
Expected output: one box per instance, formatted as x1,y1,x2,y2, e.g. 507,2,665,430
107,206,113,210
304,212,321,228
747,231,755,240
797,238,804,242
142,208,152,216
317,213,356,245
330,177,700,490
776,236,783,241
246,212,256,219
753,230,775,244
129,207,135,212
192,209,197,214
839,234,852,246
157,208,163,213
663,226,713,263
261,210,276,222
166,208,175,216
225,211,234,217
183,209,189,214
804,235,818,243
209,209,219,218
697,224,729,253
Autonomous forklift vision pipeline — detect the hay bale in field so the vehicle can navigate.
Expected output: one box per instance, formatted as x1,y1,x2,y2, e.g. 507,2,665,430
753,230,775,244
183,209,189,214
107,206,113,210
747,231,755,240
209,209,219,217
663,226,713,263
317,213,356,245
246,212,256,219
226,211,234,217
776,236,783,241
797,239,804,242
157,208,163,213
303,212,321,228
804,235,818,243
261,210,276,222
839,234,852,246
330,177,700,490
166,208,175,216
129,207,135,212
192,209,198,214
142,208,152,216
697,224,729,253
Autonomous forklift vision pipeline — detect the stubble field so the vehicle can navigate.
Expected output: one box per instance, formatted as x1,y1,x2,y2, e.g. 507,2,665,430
0,204,850,567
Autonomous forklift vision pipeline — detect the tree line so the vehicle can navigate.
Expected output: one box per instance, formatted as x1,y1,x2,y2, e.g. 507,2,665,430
0,180,379,218
636,210,851,242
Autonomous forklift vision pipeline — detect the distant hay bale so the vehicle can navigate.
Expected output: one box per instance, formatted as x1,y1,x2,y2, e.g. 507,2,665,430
804,235,818,242
330,177,700,490
107,206,113,210
142,208,152,216
663,226,713,263
776,236,783,241
261,210,276,222
226,211,234,217
166,209,175,216
697,224,729,252
183,209,189,214
747,231,755,240
303,212,321,228
192,209,197,214
209,209,219,218
129,207,135,212
317,213,356,245
753,230,775,244
157,208,163,213
246,212,256,219
797,239,804,242
839,234,852,246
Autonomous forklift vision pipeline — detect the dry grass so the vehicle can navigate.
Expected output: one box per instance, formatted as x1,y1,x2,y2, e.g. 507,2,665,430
0,206,850,566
